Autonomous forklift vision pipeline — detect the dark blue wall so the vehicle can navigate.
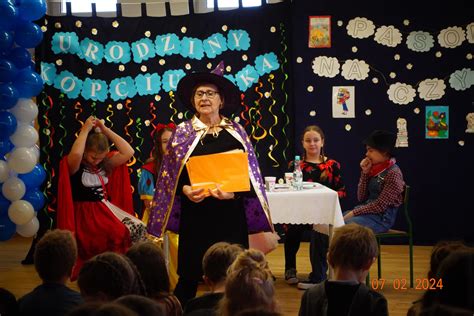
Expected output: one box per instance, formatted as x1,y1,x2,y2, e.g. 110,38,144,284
289,0,474,244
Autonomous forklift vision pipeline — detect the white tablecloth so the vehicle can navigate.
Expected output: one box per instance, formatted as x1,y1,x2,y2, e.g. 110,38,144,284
266,185,344,228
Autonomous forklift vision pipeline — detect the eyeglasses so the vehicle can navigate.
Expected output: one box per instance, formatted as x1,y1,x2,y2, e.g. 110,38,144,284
194,90,219,99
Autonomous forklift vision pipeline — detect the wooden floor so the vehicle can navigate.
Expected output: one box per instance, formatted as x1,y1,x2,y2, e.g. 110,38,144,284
0,235,432,315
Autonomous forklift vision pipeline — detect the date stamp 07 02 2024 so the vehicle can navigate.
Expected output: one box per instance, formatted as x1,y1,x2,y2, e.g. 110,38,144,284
370,278,443,291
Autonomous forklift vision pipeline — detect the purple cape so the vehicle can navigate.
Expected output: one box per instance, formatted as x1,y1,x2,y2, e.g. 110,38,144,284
147,116,274,238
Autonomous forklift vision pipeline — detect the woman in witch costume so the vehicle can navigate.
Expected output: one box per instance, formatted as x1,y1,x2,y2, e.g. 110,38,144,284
147,62,274,306
344,130,405,233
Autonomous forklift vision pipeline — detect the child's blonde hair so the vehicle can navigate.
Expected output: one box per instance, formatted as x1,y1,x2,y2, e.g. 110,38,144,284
218,249,278,316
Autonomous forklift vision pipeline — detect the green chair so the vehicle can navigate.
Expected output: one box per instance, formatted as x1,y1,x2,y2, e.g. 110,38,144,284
367,185,413,288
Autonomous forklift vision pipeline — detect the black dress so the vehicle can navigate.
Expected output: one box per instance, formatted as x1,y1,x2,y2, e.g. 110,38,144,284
177,129,249,281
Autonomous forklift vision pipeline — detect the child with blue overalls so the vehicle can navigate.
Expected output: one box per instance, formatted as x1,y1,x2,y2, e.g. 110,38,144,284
344,130,405,233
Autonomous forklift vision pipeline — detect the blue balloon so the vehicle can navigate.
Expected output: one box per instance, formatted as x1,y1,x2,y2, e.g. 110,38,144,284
7,47,32,69
0,191,11,216
0,138,13,158
0,59,18,82
0,111,17,137
0,30,14,53
14,22,43,48
0,213,16,241
22,188,46,212
18,0,47,22
0,3,18,31
14,68,43,98
18,164,46,189
0,83,19,109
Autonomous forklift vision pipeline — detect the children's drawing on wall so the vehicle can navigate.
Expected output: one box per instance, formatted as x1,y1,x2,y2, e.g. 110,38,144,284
426,106,449,139
396,118,409,147
465,113,474,133
308,16,331,48
332,86,355,118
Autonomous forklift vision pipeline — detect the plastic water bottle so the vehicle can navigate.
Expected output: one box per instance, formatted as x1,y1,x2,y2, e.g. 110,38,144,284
293,155,303,190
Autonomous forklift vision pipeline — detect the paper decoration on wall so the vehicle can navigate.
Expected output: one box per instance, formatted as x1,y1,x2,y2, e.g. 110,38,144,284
426,106,449,139
341,59,369,80
437,26,466,49
42,52,279,100
374,25,403,47
312,56,340,78
346,17,473,52
332,86,355,118
467,23,474,43
396,118,409,147
418,79,446,100
346,17,375,39
406,31,435,52
449,68,473,91
308,16,331,48
387,83,416,105
466,113,474,133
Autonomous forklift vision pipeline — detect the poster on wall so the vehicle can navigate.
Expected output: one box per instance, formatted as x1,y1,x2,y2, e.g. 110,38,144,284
425,106,449,139
332,86,355,118
308,16,331,48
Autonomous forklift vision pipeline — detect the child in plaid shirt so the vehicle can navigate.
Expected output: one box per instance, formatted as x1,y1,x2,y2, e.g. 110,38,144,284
344,130,405,233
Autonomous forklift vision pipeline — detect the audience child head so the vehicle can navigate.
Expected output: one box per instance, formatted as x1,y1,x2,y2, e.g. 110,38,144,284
126,241,170,296
428,240,468,279
217,249,279,316
328,223,378,282
202,242,244,292
78,252,145,302
431,249,474,312
34,229,77,283
0,288,19,316
115,295,164,316
125,242,182,315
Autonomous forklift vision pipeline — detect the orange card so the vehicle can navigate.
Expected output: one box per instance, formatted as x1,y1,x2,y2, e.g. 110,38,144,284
186,151,250,193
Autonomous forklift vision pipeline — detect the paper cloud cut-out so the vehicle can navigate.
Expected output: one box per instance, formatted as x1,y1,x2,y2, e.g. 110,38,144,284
374,25,403,47
449,68,473,91
312,56,340,78
387,83,416,105
346,17,375,39
438,26,465,48
467,23,474,44
341,59,370,81
418,78,446,100
406,31,435,52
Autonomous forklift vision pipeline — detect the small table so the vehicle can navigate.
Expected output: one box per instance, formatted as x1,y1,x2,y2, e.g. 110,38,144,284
266,184,344,278
266,184,344,230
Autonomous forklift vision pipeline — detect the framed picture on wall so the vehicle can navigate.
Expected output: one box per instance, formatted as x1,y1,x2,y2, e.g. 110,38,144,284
332,86,355,118
425,105,449,139
308,16,331,48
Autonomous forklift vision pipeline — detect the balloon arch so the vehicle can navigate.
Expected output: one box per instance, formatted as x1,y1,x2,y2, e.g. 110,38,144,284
0,0,47,241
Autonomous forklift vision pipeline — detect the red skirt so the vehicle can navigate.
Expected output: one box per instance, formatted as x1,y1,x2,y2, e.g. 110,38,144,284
71,200,131,280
